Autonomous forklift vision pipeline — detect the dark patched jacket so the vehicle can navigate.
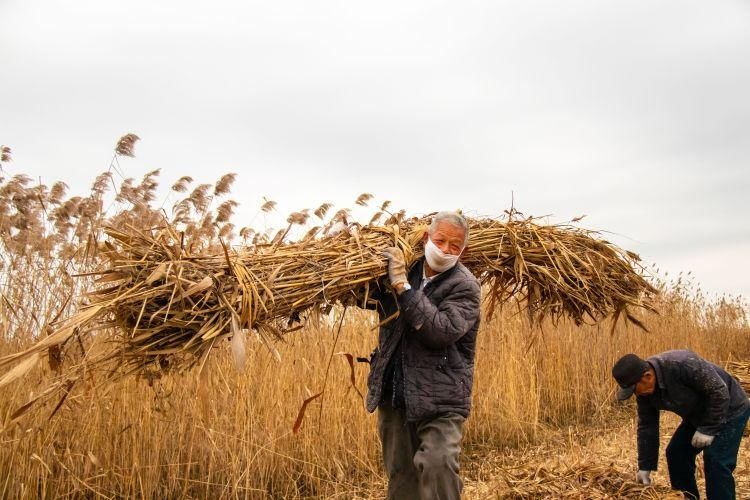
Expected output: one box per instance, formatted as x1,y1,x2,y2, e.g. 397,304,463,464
365,258,482,421
636,349,750,470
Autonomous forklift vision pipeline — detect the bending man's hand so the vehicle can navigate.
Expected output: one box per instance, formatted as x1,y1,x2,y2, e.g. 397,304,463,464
691,431,714,448
636,470,652,485
382,247,407,290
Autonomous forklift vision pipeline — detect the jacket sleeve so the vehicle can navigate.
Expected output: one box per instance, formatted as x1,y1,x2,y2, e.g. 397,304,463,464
637,398,660,471
396,276,481,350
681,357,730,435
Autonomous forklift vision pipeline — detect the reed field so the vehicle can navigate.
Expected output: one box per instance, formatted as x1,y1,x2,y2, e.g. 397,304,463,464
1,289,747,498
0,142,748,498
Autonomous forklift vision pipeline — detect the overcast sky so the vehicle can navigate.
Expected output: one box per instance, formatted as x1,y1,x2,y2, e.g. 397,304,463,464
1,0,749,300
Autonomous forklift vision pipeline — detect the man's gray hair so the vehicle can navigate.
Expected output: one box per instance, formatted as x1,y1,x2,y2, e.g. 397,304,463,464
429,211,469,246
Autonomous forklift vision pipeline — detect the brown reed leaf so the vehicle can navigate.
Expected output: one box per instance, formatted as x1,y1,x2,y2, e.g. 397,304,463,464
145,262,168,285
292,391,323,434
0,352,40,388
336,352,363,400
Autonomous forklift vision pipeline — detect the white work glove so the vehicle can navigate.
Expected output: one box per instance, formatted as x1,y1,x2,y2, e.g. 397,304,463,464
636,470,652,485
382,247,408,288
691,431,715,448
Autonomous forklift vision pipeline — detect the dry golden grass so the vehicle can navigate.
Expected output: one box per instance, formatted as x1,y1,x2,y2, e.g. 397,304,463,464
0,291,747,498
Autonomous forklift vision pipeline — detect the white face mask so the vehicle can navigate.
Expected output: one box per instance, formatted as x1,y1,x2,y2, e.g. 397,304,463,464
424,237,462,273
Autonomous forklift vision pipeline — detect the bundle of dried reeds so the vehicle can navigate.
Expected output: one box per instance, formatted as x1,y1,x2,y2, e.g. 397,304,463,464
0,213,657,389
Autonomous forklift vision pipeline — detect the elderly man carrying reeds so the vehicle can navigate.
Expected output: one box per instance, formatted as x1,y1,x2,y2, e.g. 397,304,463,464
364,211,481,500
612,351,750,500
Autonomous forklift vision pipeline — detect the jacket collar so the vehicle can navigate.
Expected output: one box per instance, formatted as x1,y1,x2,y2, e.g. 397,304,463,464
647,358,666,390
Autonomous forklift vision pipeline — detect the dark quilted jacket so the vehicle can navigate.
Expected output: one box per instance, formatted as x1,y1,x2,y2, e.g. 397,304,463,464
636,349,750,470
365,258,481,421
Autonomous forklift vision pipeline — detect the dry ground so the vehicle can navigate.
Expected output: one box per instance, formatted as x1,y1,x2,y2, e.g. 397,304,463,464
460,411,750,499
340,410,750,499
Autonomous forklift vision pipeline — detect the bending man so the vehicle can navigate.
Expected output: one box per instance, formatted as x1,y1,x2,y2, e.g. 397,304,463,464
612,350,750,499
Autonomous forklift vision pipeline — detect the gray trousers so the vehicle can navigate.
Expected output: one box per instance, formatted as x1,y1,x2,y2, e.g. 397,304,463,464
378,405,465,500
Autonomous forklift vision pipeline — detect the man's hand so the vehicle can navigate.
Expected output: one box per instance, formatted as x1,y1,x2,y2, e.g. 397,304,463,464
382,247,407,291
691,431,714,448
636,470,652,485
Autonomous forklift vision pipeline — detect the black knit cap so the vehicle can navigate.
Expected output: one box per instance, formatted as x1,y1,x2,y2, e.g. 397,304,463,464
612,353,649,400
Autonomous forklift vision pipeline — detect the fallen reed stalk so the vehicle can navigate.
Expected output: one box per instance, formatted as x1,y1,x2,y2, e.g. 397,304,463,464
466,444,685,499
491,460,681,499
